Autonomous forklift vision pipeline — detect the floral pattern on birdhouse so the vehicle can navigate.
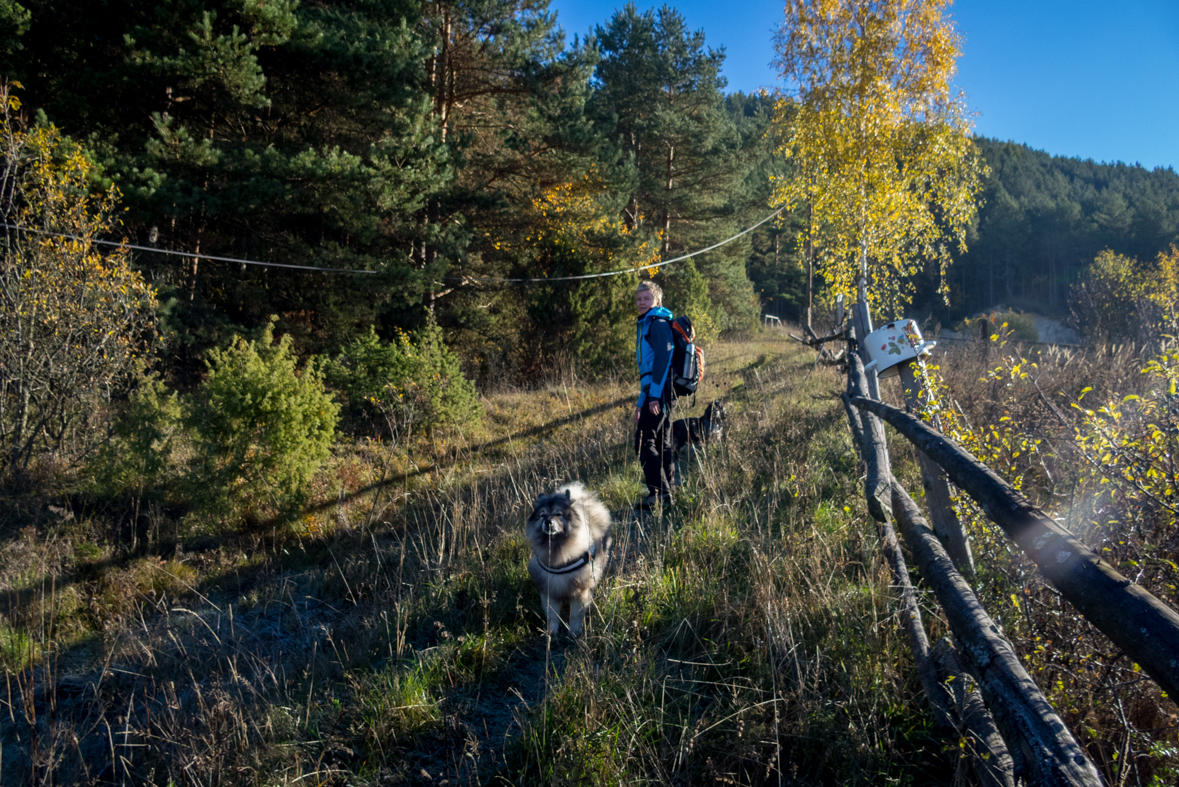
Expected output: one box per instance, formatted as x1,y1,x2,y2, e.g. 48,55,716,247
865,319,935,379
880,321,921,357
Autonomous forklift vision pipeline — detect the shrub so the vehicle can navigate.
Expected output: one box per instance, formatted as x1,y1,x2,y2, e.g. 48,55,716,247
918,343,1179,783
323,326,407,430
186,319,338,525
1067,348,1179,572
86,372,182,505
325,319,481,441
956,309,1038,343
1070,250,1143,344
1070,247,1179,345
0,85,157,481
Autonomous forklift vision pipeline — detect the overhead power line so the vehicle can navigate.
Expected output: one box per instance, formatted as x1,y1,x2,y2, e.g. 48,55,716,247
2,207,784,283
450,208,784,283
0,222,379,274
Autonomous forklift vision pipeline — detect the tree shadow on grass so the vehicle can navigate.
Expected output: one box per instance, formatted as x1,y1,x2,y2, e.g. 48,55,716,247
0,352,792,785
1,386,649,784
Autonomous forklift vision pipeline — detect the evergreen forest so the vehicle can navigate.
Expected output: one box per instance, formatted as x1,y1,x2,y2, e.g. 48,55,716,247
942,138,1179,322
3,0,1178,376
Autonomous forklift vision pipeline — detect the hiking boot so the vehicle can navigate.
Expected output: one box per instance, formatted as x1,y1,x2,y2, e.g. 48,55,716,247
637,492,672,511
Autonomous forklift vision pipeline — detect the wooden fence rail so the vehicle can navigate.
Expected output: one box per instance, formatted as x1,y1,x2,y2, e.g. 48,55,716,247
850,393,1179,704
890,479,1100,787
839,306,1179,783
930,637,1017,787
844,345,1100,786
840,390,953,731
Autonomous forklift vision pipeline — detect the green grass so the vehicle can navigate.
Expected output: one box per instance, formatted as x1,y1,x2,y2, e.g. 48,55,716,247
11,328,1170,785
0,621,39,672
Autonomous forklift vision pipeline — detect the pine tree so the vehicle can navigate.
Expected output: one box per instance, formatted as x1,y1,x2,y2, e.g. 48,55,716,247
3,0,454,366
590,3,757,334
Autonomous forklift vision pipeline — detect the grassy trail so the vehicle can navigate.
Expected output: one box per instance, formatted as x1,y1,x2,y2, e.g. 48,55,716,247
1,331,950,785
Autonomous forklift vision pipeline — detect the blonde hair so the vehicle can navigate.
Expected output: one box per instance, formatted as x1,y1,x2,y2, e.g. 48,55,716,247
636,281,663,304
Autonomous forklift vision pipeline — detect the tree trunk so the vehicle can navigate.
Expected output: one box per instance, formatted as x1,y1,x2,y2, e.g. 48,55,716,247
806,201,814,330
662,144,674,256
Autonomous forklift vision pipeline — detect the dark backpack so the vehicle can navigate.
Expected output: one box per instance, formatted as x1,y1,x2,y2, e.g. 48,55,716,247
665,315,704,397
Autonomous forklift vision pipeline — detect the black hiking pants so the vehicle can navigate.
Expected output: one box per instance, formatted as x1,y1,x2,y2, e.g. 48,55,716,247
635,392,675,499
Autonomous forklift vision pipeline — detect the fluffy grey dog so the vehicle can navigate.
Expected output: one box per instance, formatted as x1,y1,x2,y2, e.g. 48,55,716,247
526,482,612,637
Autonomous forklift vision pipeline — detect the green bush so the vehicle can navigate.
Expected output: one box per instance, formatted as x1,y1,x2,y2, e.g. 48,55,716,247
186,319,338,525
325,319,481,440
86,372,182,503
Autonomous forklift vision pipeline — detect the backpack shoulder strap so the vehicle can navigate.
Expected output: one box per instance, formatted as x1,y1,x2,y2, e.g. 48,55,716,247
643,314,671,339
670,320,693,343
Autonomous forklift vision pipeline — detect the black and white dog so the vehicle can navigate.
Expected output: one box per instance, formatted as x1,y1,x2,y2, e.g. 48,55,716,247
671,399,726,454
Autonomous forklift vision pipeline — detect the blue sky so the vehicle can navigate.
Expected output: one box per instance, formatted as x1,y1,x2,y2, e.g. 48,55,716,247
548,0,1179,171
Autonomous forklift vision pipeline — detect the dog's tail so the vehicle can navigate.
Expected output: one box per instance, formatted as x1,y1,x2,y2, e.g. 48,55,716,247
556,480,589,500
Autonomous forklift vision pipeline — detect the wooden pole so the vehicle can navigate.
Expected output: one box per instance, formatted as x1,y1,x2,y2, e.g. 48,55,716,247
896,361,975,576
855,395,1179,704
850,300,880,400
930,638,1017,787
841,394,951,730
891,481,1102,787
846,348,891,523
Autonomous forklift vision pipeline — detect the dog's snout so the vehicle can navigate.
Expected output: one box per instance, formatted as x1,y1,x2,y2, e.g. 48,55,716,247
543,517,562,534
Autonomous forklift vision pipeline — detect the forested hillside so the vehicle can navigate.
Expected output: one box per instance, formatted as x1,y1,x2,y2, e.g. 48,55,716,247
5,1,1176,369
935,138,1179,322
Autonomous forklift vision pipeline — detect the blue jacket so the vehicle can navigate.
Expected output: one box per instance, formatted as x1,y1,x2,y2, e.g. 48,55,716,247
636,306,674,408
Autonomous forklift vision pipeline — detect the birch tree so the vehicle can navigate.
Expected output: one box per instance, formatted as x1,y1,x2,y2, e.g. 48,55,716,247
0,85,157,478
772,0,986,313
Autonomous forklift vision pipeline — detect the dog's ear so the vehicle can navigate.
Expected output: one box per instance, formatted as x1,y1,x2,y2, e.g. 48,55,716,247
561,489,572,501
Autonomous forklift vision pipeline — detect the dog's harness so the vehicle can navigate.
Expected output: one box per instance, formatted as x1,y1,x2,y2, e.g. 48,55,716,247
537,542,596,574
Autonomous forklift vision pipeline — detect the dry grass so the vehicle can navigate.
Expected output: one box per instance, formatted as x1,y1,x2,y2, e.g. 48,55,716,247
3,328,1174,785
893,334,1179,786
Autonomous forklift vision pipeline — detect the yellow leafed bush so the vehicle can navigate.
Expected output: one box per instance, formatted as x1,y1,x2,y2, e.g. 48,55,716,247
0,83,157,480
1070,247,1179,345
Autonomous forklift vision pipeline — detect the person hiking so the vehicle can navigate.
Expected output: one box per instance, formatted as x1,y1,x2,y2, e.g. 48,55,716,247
634,281,675,509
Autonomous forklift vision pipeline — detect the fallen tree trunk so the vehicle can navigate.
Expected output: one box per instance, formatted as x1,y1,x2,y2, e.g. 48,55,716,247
891,481,1101,787
853,395,1179,705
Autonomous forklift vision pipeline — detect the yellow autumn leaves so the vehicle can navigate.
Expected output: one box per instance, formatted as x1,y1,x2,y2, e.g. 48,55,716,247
490,169,662,277
1071,247,1179,344
772,0,987,313
1,83,157,473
